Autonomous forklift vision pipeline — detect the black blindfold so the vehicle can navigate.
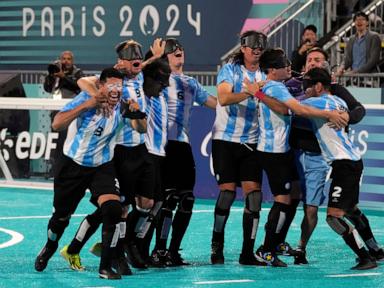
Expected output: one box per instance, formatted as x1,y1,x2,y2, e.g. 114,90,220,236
241,33,267,50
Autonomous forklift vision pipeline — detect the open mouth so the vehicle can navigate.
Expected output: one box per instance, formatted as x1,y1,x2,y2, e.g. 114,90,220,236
175,52,183,58
132,61,141,67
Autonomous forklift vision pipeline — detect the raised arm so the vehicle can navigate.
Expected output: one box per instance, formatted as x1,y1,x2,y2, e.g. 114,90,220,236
52,98,98,131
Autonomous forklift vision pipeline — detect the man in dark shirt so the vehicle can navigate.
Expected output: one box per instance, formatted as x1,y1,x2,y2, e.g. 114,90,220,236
291,25,319,73
44,50,84,98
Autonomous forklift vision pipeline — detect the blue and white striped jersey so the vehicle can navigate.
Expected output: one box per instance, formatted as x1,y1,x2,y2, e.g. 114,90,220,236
301,93,361,162
115,74,147,147
62,92,122,167
257,80,293,153
164,73,209,143
212,63,265,144
145,94,168,156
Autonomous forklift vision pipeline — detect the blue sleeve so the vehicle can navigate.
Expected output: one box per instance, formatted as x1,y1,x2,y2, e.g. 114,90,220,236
301,97,327,110
264,83,293,102
192,79,209,105
217,64,234,86
61,93,90,112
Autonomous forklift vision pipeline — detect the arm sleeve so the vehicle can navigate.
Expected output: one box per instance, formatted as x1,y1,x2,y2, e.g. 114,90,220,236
60,69,84,94
331,84,366,124
43,74,55,93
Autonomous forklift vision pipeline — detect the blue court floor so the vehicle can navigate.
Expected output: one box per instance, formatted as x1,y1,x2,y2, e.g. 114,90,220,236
0,187,383,288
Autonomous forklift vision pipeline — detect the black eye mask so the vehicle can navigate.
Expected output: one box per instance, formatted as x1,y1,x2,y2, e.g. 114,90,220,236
118,45,143,61
164,39,184,55
268,55,291,69
241,33,267,50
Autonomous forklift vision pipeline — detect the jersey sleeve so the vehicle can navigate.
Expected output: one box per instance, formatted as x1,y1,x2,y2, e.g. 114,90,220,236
192,79,209,105
60,92,90,112
300,97,327,110
263,82,294,103
217,63,235,86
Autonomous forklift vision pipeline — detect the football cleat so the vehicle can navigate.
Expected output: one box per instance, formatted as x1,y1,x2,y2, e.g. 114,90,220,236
60,245,85,271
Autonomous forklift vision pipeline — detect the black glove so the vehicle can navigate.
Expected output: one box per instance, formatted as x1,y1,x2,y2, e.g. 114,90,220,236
120,100,146,119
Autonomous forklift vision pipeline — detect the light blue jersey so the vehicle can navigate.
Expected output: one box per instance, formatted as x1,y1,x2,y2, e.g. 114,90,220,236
115,74,147,147
164,73,209,143
62,92,122,167
145,94,168,156
257,80,293,153
301,93,361,162
212,63,266,144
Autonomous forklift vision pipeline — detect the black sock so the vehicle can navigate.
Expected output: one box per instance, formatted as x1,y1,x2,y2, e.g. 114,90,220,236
155,208,173,251
276,199,300,245
242,211,260,255
169,210,192,253
346,209,380,251
264,202,289,252
68,209,102,254
343,229,370,259
99,201,122,270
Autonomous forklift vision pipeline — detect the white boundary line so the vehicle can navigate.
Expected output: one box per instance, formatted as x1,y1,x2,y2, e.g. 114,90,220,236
325,272,382,278
194,279,255,285
0,227,24,248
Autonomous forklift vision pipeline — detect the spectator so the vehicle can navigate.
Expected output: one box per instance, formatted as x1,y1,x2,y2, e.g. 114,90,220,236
337,11,381,75
291,25,319,73
44,50,84,98
43,51,84,177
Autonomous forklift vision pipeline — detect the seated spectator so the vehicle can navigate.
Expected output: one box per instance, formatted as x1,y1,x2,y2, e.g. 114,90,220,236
291,25,319,73
336,11,381,75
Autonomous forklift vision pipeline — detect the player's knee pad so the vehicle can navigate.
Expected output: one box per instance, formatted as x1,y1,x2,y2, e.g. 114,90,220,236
178,191,195,213
48,212,71,241
215,190,236,216
101,200,122,226
245,190,262,216
86,208,103,227
326,215,350,236
164,189,179,211
345,208,367,230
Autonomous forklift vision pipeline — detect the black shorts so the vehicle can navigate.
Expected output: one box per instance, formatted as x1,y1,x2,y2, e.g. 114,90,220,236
163,140,196,191
257,150,294,196
146,153,165,202
114,144,155,204
53,156,119,214
328,159,363,210
212,139,262,186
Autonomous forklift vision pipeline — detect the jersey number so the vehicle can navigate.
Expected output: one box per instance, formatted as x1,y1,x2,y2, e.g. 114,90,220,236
94,126,104,136
332,186,342,198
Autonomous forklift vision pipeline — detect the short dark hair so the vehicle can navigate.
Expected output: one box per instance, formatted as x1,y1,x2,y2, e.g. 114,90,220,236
303,24,317,35
353,11,369,21
306,47,328,61
259,48,286,73
99,67,124,83
304,67,332,90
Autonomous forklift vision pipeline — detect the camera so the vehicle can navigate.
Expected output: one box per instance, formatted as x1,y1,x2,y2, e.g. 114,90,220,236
47,60,62,75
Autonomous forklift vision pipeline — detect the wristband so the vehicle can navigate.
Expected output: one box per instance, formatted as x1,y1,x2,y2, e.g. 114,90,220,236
254,91,266,101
